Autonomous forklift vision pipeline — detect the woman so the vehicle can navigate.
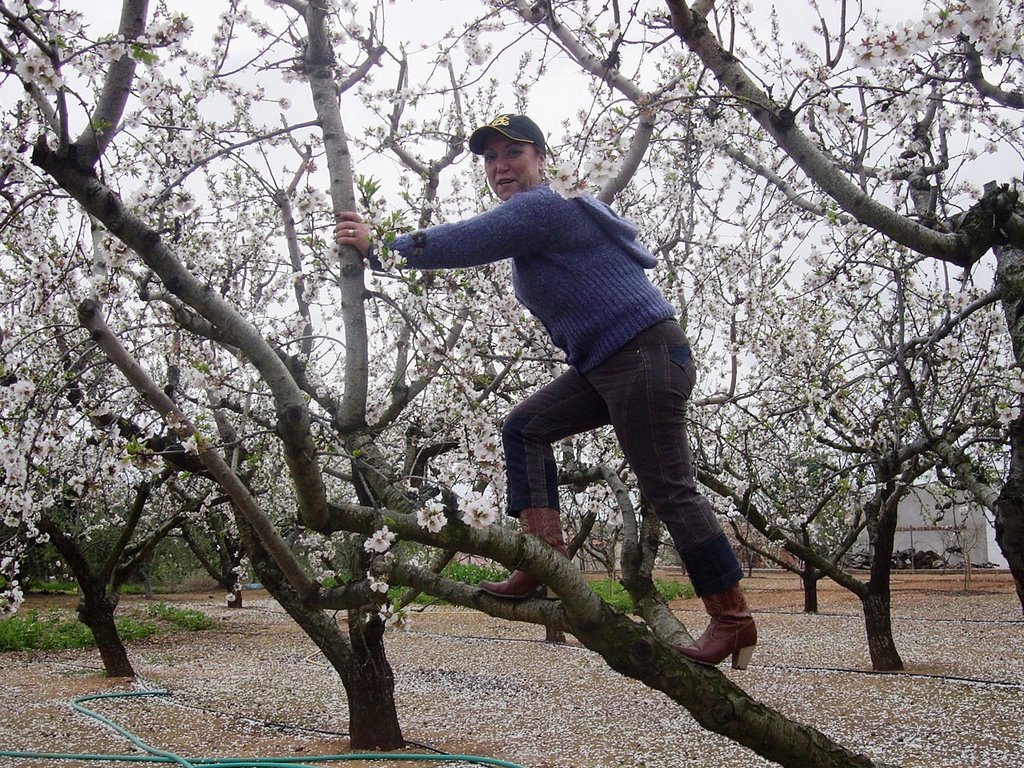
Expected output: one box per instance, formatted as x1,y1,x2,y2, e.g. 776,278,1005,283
335,114,757,669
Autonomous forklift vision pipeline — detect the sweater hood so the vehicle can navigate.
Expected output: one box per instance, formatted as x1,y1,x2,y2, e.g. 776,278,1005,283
573,195,657,269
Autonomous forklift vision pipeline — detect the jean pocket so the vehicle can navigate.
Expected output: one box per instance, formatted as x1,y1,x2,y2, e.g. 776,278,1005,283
668,344,696,398
668,344,692,368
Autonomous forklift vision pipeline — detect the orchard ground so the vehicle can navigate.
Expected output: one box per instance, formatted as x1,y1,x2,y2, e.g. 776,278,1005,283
1,569,1021,768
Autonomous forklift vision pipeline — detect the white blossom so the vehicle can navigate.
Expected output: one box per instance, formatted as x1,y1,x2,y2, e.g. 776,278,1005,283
10,380,35,404
363,525,397,553
377,602,409,630
416,501,448,533
936,336,961,360
460,491,497,529
548,161,586,198
996,402,1019,426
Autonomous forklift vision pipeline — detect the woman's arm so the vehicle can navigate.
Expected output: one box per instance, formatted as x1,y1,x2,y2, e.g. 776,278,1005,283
334,187,558,271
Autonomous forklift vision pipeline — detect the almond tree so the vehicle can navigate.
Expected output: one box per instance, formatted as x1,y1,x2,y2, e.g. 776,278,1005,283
663,0,1024,610
38,473,186,677
3,0,1001,765
1,0,408,748
696,237,1012,669
0,154,209,675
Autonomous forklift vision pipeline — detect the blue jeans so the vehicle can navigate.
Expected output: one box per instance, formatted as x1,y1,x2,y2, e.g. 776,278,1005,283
501,319,742,596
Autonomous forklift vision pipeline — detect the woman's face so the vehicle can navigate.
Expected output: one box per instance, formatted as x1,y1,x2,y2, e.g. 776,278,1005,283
482,135,545,201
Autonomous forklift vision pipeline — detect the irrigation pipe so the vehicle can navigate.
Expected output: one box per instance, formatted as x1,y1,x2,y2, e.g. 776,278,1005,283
402,629,1024,690
0,690,528,768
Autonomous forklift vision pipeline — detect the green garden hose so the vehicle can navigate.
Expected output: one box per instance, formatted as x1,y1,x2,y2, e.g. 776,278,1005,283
0,690,528,768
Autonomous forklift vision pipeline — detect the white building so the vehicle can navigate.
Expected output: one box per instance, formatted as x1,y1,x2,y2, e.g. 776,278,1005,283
889,486,1002,568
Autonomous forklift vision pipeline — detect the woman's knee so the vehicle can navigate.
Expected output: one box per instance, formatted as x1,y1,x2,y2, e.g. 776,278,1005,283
501,412,533,447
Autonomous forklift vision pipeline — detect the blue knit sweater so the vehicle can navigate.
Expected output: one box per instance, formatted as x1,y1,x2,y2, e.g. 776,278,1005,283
385,184,676,373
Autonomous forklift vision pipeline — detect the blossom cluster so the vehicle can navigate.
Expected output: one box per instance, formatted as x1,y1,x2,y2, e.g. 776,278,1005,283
0,555,23,617
416,499,449,533
363,525,397,554
854,1,1015,66
376,602,409,629
459,489,497,529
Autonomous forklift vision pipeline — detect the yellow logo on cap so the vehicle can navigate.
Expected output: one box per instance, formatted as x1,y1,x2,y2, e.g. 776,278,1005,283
488,115,512,127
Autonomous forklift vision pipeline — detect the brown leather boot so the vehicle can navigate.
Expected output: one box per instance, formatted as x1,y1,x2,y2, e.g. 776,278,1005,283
479,507,569,599
676,583,757,669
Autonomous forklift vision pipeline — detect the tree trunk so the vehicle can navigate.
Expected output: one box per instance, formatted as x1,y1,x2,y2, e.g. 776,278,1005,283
860,591,903,671
233,512,404,749
228,584,243,609
994,245,1024,613
801,568,819,613
77,591,135,678
860,476,904,671
345,611,404,749
995,415,1024,614
39,517,136,677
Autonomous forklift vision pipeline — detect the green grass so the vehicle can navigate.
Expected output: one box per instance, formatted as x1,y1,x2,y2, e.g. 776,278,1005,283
146,602,216,631
440,561,509,586
399,561,693,609
0,610,158,651
23,580,78,594
398,562,508,605
589,578,693,611
0,603,215,652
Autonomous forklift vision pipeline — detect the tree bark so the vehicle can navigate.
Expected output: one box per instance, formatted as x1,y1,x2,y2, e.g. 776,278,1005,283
860,591,902,672
346,611,404,749
77,589,135,678
801,567,819,614
995,415,1024,613
864,481,904,671
233,510,404,749
994,245,1024,613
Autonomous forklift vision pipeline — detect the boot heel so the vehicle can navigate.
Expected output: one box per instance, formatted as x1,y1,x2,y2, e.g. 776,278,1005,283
731,645,755,670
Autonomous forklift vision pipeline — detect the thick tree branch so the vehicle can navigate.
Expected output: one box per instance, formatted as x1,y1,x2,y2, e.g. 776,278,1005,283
598,114,656,203
302,1,370,432
32,143,329,530
963,37,1024,109
321,495,893,767
664,0,985,267
77,0,150,164
77,299,319,599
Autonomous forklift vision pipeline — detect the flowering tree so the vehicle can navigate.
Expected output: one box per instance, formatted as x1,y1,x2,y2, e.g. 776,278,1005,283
0,0,408,748
3,0,1018,765
179,510,248,609
696,244,1012,670
663,0,1024,612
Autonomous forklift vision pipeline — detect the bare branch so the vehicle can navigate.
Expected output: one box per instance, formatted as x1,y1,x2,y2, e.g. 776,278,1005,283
963,37,1024,109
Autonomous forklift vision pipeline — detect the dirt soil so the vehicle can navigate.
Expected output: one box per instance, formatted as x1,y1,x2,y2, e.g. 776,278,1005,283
1,569,1022,768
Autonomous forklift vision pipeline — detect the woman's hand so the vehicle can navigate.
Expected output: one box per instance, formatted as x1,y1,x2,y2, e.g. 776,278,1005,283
334,211,371,259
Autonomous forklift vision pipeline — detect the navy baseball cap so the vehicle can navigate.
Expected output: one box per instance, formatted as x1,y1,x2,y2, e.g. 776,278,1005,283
469,114,547,155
